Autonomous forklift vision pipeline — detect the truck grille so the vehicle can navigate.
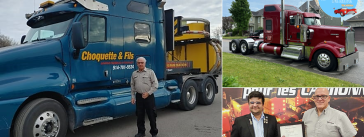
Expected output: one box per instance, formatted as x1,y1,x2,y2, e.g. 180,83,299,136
346,28,355,55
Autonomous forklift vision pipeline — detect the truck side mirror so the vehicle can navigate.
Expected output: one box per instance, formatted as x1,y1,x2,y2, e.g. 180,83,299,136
294,15,301,26
20,35,26,44
71,22,86,59
71,22,86,50
300,24,308,42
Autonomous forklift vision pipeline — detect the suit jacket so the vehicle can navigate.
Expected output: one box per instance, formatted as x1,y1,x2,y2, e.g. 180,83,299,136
231,113,278,137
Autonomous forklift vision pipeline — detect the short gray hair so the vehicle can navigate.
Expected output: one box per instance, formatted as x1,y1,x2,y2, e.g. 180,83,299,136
137,57,147,63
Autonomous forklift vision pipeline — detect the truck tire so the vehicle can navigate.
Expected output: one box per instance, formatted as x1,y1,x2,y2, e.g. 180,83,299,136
179,79,199,111
313,50,337,72
240,41,251,55
198,77,216,105
13,98,68,137
231,40,240,53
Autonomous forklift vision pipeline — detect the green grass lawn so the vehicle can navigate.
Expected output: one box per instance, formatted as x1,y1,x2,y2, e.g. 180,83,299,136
223,52,362,87
223,36,247,40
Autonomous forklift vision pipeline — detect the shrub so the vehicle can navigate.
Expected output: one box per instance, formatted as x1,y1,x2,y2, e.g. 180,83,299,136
223,76,242,87
232,29,239,36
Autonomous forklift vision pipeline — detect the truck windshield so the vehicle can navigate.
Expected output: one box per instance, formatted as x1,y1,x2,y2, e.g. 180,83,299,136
23,13,75,43
304,18,321,25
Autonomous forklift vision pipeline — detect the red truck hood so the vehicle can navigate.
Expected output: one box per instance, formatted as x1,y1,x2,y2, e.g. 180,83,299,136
307,25,349,49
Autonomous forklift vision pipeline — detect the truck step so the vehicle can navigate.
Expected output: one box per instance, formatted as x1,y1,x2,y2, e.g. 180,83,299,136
83,116,113,126
281,46,304,60
77,97,108,105
171,99,180,103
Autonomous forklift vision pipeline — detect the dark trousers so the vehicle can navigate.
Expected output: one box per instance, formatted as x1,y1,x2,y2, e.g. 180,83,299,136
136,93,158,135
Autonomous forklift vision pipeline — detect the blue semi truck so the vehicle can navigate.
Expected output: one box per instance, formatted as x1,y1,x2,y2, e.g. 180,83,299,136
0,0,222,136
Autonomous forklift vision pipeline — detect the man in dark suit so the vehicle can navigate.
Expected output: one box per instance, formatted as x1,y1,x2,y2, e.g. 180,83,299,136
231,91,278,137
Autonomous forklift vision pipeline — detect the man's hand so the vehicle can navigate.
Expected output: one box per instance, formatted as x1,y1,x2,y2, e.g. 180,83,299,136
142,92,149,99
131,98,136,104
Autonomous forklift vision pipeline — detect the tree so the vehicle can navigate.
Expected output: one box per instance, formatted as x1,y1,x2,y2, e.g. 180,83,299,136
222,16,234,32
229,0,251,36
0,34,17,48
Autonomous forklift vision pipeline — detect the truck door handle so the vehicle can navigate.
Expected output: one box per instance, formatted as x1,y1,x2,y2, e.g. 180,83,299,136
104,70,109,77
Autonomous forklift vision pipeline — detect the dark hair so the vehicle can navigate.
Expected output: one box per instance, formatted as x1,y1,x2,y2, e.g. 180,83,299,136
248,91,265,105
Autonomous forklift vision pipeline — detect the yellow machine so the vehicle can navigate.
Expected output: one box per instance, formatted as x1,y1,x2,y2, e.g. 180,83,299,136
167,18,221,74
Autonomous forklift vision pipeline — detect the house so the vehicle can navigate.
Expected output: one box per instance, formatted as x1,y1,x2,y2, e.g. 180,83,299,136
299,0,341,26
344,11,364,42
249,9,264,33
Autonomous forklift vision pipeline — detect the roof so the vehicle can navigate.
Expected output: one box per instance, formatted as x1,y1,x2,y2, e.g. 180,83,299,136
346,11,364,21
299,0,320,12
252,8,264,16
343,21,350,26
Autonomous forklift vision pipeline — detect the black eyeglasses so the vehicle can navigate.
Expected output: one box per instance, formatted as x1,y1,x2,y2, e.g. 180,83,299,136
312,95,328,100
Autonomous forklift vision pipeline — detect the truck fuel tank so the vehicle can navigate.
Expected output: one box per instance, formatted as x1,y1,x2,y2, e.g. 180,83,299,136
258,43,283,56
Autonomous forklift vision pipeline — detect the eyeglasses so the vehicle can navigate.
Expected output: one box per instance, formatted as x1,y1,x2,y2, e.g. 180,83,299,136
249,102,262,105
312,95,328,100
137,62,145,64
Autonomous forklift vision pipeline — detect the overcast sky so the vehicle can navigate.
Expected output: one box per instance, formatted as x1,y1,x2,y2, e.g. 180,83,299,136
165,0,222,36
223,0,363,21
0,0,222,43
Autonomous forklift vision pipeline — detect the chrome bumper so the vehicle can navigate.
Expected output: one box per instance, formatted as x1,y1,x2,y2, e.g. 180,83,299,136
337,52,359,71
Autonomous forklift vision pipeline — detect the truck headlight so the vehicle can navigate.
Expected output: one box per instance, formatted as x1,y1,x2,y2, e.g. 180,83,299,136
339,48,345,53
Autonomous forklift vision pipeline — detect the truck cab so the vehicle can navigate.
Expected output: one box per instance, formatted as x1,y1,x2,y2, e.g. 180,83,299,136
23,0,166,88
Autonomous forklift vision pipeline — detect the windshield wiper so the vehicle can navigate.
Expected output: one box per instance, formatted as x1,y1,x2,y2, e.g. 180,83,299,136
31,38,47,42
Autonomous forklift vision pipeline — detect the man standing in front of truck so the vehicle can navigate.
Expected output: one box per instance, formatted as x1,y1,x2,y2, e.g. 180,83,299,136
131,57,159,137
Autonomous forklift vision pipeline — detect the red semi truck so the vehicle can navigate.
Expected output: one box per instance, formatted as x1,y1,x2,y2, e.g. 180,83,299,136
229,4,359,72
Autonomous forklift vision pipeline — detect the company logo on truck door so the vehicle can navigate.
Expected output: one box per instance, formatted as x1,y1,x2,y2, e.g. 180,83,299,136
81,51,134,62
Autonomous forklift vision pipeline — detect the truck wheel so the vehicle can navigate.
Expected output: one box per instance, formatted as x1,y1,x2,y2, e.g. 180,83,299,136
314,50,337,72
179,79,198,111
198,77,216,105
13,98,68,137
240,41,251,55
231,40,240,53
